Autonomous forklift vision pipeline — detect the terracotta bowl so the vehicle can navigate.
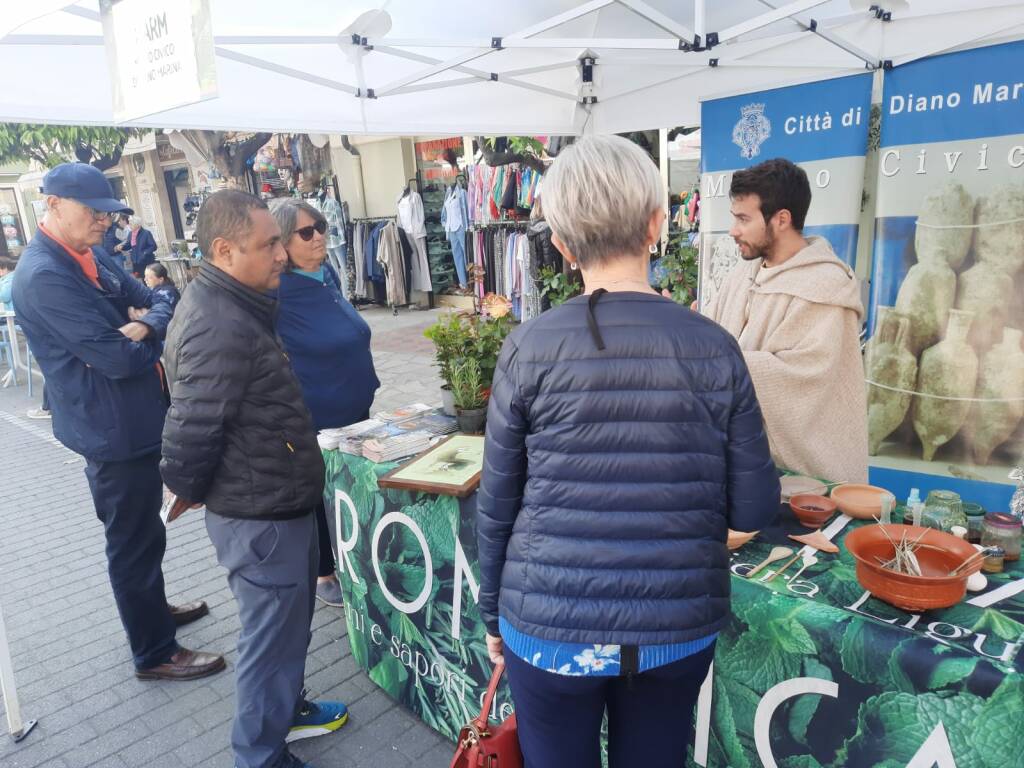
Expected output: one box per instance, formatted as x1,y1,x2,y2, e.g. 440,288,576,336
844,524,982,611
830,483,890,520
789,494,838,529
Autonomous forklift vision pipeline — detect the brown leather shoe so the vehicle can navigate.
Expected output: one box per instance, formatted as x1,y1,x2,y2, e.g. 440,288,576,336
169,600,210,627
135,647,226,681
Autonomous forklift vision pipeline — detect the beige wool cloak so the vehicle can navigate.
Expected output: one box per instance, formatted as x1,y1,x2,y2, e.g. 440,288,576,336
704,237,869,484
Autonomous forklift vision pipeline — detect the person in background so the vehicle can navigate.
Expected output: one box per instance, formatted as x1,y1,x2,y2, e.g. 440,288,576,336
0,257,47,418
144,263,181,309
269,198,379,608
701,158,868,484
0,256,15,310
161,190,350,768
477,136,779,768
120,215,158,276
12,162,222,680
103,213,130,256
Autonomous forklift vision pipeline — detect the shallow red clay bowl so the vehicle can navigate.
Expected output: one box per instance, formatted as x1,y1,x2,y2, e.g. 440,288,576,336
789,494,837,529
844,524,982,612
830,483,889,519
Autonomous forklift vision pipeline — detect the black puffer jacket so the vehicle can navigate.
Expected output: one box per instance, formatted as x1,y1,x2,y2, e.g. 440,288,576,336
160,263,324,520
477,291,779,644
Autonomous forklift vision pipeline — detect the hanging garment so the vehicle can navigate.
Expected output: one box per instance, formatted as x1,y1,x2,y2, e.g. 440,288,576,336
410,236,433,293
320,196,346,249
352,223,367,298
376,222,407,307
397,228,414,298
397,191,427,237
442,186,469,287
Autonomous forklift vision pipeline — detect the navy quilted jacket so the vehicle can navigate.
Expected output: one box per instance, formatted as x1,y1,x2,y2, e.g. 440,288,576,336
477,291,779,645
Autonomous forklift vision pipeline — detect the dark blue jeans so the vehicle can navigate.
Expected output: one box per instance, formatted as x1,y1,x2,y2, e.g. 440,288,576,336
503,642,716,768
84,451,178,669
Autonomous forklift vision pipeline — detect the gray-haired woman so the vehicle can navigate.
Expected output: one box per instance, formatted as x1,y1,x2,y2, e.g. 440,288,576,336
269,198,380,607
476,135,779,767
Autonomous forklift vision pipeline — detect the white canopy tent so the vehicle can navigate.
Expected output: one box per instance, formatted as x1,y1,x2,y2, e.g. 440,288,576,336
2,1,1024,135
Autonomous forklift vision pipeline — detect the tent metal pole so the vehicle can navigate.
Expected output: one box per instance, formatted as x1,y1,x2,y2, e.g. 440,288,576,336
754,0,878,68
616,0,696,42
507,0,617,40
717,0,832,44
374,48,494,96
213,48,358,93
695,0,707,45
659,127,669,252
0,595,36,743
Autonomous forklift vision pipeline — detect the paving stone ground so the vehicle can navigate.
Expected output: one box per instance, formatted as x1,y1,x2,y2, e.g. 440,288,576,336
0,306,450,768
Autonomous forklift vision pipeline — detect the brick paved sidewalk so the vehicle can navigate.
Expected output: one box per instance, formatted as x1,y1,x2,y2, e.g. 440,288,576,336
0,307,450,768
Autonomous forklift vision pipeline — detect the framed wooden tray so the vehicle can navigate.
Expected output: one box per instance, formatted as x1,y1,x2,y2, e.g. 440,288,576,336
377,434,485,498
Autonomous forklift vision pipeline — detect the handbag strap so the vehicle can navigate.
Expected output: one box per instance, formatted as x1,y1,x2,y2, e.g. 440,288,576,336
472,662,505,729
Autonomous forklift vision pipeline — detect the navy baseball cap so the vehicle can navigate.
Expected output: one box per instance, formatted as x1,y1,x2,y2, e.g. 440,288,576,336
42,163,133,214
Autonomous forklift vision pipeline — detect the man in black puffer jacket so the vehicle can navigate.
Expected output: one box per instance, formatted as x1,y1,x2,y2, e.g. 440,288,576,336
161,190,348,768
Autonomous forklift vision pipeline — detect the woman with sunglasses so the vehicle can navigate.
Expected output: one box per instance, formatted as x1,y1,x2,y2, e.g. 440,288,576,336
270,198,380,607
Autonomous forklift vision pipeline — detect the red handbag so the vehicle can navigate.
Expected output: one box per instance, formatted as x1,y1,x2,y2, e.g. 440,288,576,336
450,663,522,768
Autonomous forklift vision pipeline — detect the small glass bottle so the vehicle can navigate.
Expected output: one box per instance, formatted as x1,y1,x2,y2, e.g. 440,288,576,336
963,502,987,544
981,513,1022,562
983,546,1006,574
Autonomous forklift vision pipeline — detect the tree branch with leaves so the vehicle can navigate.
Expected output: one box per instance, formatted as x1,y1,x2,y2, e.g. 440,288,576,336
0,124,147,171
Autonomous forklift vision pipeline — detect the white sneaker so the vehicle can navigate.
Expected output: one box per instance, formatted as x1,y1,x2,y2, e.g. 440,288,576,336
26,408,51,420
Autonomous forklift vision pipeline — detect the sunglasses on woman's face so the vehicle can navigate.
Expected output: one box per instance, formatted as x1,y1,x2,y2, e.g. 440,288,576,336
296,220,327,241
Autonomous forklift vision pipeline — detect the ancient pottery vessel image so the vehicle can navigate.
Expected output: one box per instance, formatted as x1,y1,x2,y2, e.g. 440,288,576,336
955,264,1015,353
913,309,980,462
966,327,1024,466
974,183,1024,276
865,307,918,455
915,182,975,271
895,259,957,356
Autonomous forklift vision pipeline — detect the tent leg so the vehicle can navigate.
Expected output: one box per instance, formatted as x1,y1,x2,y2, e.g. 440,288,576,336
0,596,36,743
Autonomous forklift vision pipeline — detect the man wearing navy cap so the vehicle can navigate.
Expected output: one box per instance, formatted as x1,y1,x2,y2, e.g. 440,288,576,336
12,163,225,681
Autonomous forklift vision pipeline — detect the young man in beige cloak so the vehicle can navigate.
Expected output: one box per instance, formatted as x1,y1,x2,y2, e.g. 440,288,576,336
703,158,868,484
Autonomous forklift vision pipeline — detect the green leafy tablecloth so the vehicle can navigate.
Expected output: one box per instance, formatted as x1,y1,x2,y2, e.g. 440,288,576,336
325,450,1024,767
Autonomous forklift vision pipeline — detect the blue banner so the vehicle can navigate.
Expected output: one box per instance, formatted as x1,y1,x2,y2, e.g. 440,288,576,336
702,73,873,173
867,41,1024,506
699,74,873,307
881,40,1024,147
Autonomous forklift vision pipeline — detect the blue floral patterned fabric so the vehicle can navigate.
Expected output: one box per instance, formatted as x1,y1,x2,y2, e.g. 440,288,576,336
499,618,717,677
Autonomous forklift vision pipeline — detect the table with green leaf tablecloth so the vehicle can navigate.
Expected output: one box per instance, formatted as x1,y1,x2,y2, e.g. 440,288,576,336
324,449,1024,767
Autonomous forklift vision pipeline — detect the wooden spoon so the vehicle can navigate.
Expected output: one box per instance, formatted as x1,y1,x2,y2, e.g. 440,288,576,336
788,530,840,554
746,546,794,579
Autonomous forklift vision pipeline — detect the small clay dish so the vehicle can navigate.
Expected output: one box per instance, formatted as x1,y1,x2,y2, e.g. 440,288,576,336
830,483,889,520
844,524,981,612
789,494,838,529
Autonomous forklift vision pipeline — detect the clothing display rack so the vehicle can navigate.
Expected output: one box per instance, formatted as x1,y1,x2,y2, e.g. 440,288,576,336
469,220,537,321
349,216,412,315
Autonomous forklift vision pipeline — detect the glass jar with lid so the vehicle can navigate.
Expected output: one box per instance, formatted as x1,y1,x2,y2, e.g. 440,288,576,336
921,490,967,533
963,502,987,544
981,513,1022,562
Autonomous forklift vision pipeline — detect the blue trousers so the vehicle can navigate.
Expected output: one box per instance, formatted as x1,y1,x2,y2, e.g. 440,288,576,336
447,227,467,287
206,512,317,768
503,643,716,768
84,451,178,669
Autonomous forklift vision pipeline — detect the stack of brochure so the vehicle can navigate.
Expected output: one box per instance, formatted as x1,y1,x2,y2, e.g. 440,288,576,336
361,430,433,463
318,404,457,460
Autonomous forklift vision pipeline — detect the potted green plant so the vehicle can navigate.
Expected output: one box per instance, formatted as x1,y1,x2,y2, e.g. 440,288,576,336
656,237,699,305
449,357,488,434
537,265,582,310
424,312,472,415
